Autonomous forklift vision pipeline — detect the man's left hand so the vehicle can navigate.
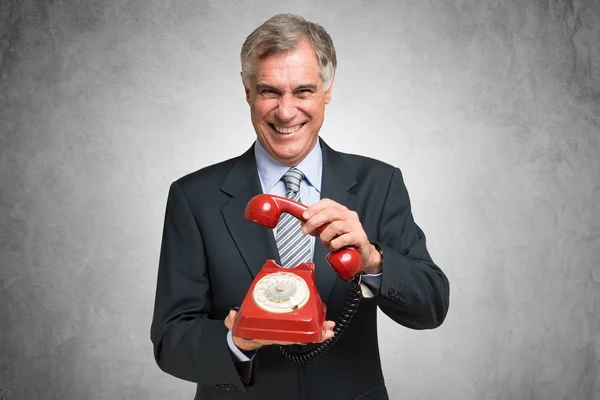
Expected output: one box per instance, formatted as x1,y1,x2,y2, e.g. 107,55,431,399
301,198,382,274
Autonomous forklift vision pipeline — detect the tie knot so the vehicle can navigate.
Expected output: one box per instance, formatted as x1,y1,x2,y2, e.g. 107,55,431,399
282,168,304,194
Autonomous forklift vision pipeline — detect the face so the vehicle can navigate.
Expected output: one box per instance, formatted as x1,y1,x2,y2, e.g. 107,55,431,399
243,39,333,167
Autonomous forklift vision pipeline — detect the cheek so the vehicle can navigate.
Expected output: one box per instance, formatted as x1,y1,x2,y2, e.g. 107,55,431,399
252,101,274,120
306,107,324,123
302,100,326,120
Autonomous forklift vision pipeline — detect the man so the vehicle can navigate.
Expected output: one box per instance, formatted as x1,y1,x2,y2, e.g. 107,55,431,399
151,13,449,400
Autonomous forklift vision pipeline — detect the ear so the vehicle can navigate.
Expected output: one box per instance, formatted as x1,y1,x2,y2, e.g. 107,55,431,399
241,72,251,104
324,76,334,104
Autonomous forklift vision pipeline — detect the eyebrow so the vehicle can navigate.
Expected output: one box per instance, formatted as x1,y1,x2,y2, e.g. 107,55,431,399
294,84,317,92
256,83,318,92
256,83,280,92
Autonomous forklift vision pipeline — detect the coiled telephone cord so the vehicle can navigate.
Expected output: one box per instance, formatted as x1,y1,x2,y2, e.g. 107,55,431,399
278,284,362,368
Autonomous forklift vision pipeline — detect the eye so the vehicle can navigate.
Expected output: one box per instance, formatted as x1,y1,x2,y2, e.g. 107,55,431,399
260,89,279,98
296,89,314,97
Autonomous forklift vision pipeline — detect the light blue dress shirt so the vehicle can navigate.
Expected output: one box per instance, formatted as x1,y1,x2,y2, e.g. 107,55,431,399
227,139,382,362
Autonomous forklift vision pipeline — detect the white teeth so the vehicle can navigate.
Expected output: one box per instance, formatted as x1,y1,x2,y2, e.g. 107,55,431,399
273,124,303,134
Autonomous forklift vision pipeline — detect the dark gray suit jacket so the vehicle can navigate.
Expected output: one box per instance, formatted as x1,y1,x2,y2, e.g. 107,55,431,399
150,139,450,399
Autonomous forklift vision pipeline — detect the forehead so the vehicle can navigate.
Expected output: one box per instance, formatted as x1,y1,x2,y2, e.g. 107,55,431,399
253,40,322,86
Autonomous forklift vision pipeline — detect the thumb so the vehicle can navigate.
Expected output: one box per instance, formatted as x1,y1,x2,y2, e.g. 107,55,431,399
224,309,238,330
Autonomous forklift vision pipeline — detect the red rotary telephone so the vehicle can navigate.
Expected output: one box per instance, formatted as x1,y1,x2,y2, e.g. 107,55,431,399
232,194,363,343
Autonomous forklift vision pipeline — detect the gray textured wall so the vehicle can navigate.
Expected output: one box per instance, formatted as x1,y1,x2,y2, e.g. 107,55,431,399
1,0,599,399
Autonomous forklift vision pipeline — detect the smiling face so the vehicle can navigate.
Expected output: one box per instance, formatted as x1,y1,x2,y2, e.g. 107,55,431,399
243,38,333,167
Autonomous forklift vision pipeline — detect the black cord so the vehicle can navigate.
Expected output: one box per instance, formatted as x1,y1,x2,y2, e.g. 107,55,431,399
278,284,362,368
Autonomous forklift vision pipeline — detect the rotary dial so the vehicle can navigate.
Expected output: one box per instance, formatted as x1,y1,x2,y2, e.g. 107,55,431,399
252,272,310,313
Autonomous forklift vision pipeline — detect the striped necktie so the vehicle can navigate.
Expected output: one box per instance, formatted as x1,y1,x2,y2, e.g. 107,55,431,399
276,168,312,268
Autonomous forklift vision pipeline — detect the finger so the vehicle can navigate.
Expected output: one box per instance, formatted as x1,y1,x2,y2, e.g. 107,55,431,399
321,328,335,341
324,320,336,331
302,198,347,220
302,208,347,236
324,231,365,252
259,340,298,346
317,220,349,244
319,320,335,342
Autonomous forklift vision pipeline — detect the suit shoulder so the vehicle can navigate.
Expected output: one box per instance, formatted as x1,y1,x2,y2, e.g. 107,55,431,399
174,156,239,192
337,150,398,174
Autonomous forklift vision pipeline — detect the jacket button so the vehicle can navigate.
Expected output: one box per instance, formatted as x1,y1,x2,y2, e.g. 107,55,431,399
388,288,405,303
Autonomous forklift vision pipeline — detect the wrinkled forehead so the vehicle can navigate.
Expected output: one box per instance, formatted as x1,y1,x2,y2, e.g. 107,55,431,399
256,45,320,77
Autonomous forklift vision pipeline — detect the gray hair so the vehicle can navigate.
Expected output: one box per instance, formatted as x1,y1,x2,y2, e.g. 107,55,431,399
241,14,337,91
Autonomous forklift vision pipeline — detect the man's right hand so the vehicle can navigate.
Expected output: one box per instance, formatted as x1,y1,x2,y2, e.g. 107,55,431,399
224,309,336,352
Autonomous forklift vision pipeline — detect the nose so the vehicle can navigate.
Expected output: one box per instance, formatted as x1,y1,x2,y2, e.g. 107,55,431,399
274,93,298,121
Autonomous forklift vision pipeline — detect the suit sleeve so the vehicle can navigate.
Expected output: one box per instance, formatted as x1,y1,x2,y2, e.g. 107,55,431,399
150,181,250,391
369,168,450,329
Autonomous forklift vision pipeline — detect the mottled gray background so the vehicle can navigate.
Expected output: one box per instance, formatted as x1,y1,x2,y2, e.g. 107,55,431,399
1,0,599,399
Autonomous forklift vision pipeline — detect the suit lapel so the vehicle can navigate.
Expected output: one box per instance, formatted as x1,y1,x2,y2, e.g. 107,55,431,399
220,145,280,278
315,140,358,304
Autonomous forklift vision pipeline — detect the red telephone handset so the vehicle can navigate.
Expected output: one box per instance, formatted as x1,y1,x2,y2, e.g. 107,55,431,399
232,194,364,344
244,194,364,281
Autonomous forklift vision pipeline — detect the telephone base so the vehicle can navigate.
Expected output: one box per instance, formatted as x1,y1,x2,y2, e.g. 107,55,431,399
232,260,326,344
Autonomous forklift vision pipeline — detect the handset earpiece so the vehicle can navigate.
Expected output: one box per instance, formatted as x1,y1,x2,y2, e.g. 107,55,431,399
244,194,363,282
244,194,308,228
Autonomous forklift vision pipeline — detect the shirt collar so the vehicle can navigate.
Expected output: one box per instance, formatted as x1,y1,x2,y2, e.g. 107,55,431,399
254,139,322,193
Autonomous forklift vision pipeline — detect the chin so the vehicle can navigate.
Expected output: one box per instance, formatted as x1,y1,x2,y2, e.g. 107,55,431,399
273,150,303,165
